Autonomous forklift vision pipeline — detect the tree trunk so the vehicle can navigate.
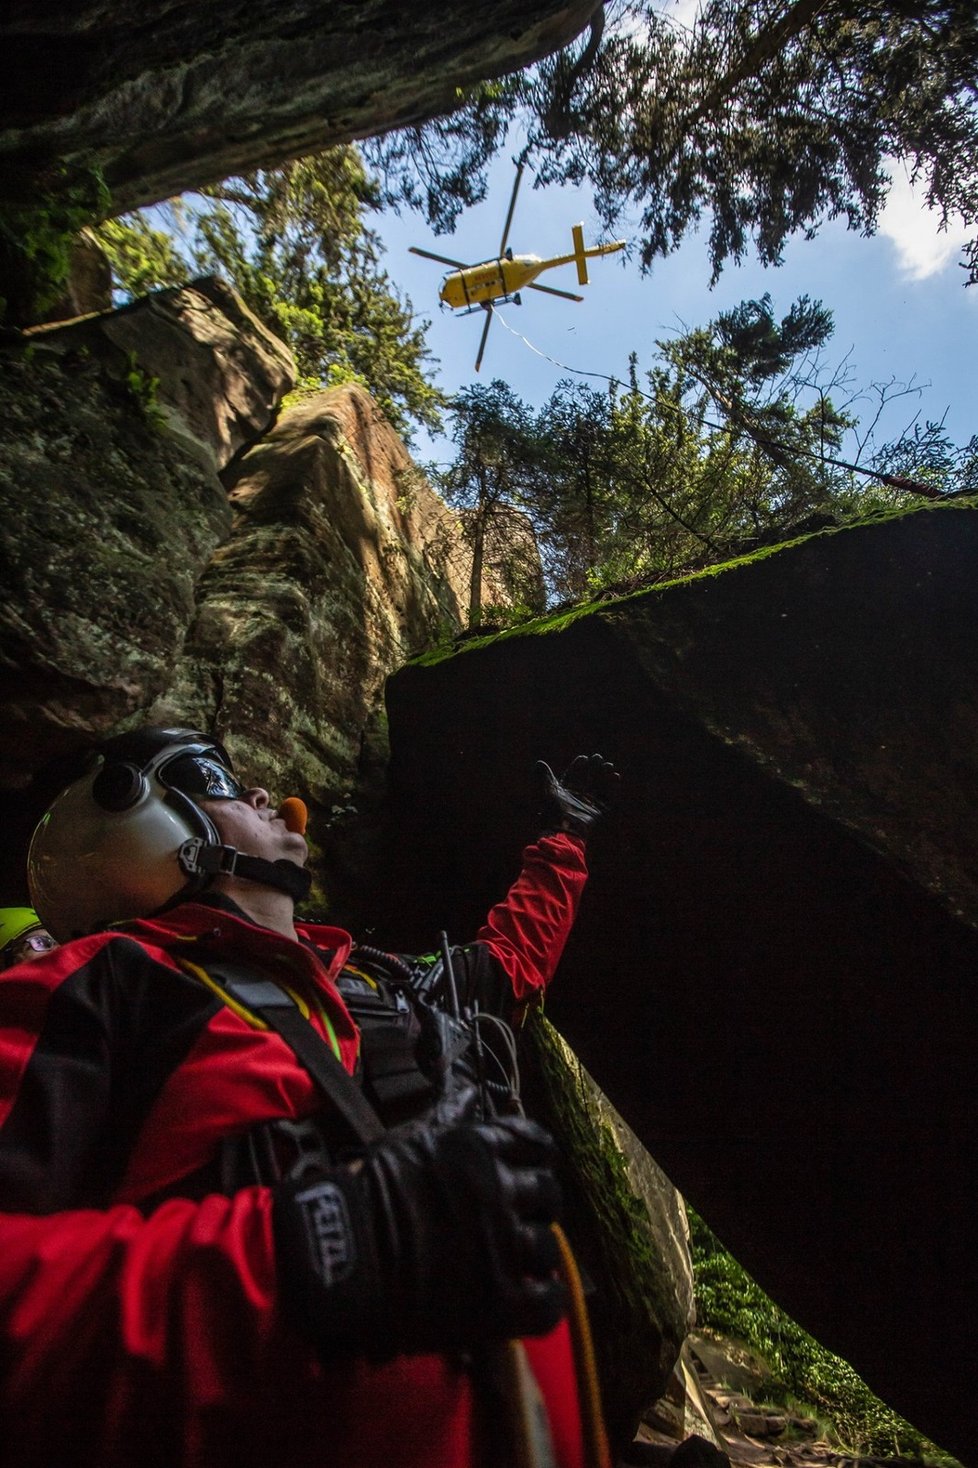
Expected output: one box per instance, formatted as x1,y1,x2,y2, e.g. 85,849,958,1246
468,503,486,628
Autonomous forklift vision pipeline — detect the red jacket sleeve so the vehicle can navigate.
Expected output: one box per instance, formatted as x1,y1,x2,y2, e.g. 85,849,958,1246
0,943,291,1465
476,832,588,1003
1,1191,284,1456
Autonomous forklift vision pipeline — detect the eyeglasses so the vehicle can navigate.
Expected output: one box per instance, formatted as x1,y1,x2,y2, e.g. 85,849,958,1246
2,931,57,964
161,752,245,802
20,933,57,954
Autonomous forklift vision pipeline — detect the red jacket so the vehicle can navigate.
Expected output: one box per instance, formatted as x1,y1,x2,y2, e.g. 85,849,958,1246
0,834,590,1468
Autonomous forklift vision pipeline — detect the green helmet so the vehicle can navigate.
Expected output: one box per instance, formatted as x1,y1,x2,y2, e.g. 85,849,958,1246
0,907,44,953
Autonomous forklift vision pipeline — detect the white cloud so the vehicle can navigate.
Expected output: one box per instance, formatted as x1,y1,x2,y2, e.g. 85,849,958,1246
664,0,701,29
618,0,700,39
879,166,971,281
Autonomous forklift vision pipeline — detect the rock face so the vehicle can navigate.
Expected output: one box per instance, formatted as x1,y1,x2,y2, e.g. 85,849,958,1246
94,277,297,474
380,503,978,1464
0,2,598,215
0,303,236,787
0,291,473,917
522,1017,695,1452
148,382,470,908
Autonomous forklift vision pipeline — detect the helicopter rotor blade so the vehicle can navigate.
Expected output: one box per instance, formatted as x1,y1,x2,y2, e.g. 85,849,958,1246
408,246,469,269
498,162,525,258
474,307,494,374
527,281,585,302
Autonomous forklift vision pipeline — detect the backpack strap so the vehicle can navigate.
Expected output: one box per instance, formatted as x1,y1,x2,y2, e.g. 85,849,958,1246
203,961,386,1146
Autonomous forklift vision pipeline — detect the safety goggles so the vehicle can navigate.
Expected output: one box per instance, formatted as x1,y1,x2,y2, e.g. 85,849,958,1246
161,752,245,802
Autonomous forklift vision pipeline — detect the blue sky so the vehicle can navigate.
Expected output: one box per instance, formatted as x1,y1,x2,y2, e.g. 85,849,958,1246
375,142,977,470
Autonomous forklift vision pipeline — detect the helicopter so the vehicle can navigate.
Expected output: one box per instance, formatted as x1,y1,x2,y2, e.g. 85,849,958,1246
409,163,626,372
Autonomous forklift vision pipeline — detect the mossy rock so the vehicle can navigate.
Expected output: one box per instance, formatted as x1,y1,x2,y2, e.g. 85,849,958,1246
520,1013,694,1455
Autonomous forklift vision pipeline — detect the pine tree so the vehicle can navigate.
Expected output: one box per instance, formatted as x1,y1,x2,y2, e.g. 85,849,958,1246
366,1,978,284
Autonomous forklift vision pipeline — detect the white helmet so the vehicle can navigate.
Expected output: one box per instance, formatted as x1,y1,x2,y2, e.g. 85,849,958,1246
28,727,309,941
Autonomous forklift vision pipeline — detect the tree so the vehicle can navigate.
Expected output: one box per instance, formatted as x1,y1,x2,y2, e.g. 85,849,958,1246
96,149,445,441
438,294,965,608
431,381,547,627
365,1,978,285
515,295,858,597
870,420,978,498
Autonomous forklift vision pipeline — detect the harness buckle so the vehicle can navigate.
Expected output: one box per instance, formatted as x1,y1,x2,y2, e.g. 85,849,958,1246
178,837,240,878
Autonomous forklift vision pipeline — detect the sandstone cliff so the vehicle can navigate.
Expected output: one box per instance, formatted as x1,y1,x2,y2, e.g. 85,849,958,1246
0,282,466,880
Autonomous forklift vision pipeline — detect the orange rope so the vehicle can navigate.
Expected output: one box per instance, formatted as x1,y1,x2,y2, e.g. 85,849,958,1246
552,1222,612,1468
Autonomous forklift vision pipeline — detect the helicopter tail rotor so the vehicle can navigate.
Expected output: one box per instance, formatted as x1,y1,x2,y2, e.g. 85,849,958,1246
572,223,589,286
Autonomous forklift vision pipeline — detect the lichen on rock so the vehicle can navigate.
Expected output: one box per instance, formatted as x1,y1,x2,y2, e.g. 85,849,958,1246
0,326,231,785
521,1013,694,1453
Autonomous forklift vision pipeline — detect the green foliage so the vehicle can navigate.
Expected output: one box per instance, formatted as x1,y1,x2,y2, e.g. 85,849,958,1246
0,163,110,324
365,2,978,284
872,422,978,498
433,294,968,609
121,352,165,428
432,380,547,626
688,1210,959,1463
95,149,445,442
363,79,519,234
96,213,187,298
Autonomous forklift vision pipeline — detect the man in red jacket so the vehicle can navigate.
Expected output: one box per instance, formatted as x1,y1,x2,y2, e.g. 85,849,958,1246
0,725,617,1468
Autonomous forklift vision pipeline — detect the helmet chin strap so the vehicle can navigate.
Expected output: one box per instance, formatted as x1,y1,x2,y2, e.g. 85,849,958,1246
229,853,312,903
178,838,312,903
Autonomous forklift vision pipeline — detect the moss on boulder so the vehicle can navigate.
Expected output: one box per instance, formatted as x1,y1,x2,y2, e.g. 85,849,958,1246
521,1015,694,1453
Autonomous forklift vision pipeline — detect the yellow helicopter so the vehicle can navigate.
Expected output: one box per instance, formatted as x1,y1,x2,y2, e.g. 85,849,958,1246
409,163,626,372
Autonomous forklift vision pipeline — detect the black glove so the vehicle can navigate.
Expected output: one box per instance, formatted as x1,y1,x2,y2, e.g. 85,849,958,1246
274,1115,565,1358
536,752,620,838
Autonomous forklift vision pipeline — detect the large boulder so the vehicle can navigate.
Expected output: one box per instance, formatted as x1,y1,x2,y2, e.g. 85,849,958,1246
0,2,598,215
95,277,297,473
379,502,978,1463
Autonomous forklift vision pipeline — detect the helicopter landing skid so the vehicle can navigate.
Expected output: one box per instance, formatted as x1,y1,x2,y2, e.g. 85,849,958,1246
457,293,521,317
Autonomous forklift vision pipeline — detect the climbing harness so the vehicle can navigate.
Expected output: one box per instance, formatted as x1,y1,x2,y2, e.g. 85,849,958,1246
177,943,610,1468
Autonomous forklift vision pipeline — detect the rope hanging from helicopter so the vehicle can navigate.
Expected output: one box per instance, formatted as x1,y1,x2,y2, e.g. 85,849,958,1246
489,308,945,501
409,152,945,500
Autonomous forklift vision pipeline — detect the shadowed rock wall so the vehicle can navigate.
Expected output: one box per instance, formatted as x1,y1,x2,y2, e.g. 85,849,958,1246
522,1017,695,1451
0,298,240,786
380,503,978,1463
0,2,598,214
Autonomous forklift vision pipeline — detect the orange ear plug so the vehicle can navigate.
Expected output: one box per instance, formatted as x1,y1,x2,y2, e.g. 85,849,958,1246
279,797,308,835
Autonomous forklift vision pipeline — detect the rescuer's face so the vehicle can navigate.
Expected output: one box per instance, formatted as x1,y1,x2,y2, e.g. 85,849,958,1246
199,787,308,868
